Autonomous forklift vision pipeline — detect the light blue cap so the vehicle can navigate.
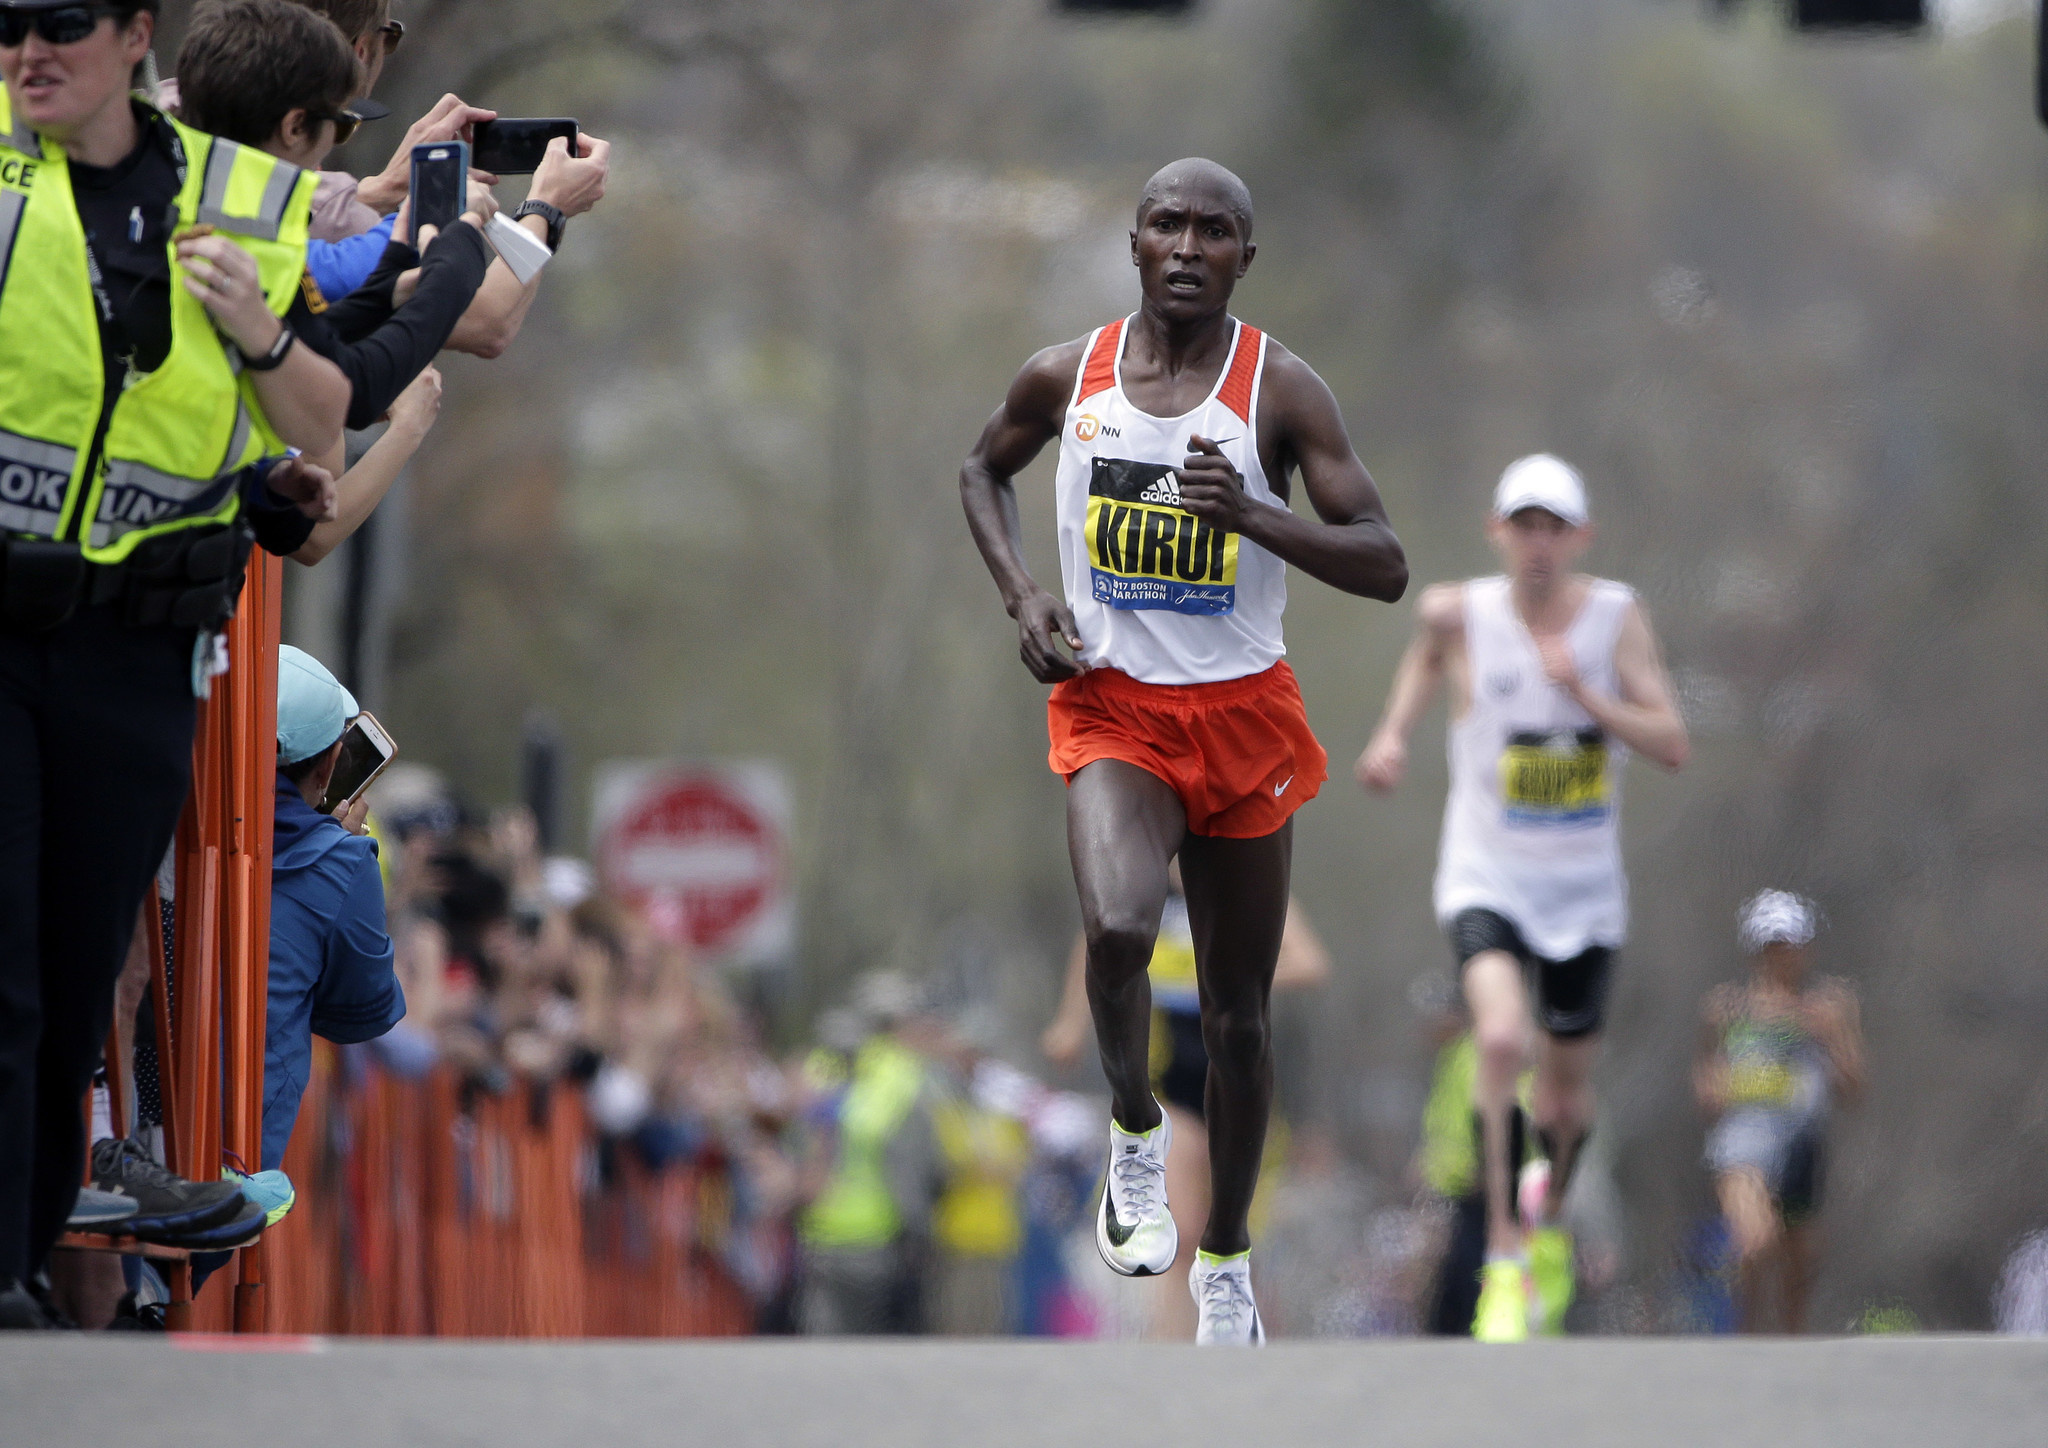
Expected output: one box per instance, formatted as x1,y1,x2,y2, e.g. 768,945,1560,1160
276,646,358,765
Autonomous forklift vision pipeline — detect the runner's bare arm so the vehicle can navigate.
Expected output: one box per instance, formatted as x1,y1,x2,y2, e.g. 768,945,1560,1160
961,340,1091,683
1805,979,1867,1104
1173,343,1406,601
1356,583,1463,792
1538,598,1690,770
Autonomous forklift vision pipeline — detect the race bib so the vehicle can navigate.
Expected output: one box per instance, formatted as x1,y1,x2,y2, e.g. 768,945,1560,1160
1084,457,1238,615
1500,728,1611,826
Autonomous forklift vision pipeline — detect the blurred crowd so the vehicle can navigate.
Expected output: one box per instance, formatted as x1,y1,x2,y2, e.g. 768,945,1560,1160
356,763,1111,1336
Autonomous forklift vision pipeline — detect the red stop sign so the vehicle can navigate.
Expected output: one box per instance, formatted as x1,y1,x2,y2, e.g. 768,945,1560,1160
598,772,786,955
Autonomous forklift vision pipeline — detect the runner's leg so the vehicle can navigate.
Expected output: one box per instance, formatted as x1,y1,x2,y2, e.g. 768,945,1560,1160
1178,822,1291,1257
1463,951,1532,1258
1067,759,1186,1135
1532,1031,1599,1217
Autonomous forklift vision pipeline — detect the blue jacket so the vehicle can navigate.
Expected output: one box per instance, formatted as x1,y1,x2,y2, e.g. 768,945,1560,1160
305,214,396,306
265,771,404,1169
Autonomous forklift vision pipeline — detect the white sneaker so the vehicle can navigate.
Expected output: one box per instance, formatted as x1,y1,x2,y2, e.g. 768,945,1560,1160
1095,1108,1176,1277
1190,1251,1266,1346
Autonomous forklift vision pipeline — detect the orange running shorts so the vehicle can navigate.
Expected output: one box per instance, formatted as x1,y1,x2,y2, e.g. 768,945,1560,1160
1046,661,1328,839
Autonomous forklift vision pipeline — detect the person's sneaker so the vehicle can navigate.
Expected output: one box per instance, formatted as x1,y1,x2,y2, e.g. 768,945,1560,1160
24,1273,77,1330
90,1136,244,1239
1095,1108,1176,1277
147,1199,266,1251
66,1187,141,1231
1527,1225,1574,1335
0,1279,55,1331
223,1167,295,1227
1190,1250,1266,1346
1472,1257,1531,1343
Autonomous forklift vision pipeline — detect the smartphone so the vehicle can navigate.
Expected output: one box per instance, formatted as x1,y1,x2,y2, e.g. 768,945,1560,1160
319,711,398,816
410,140,469,233
472,118,578,176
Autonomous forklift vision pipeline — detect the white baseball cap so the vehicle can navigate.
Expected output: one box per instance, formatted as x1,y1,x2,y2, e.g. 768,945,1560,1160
1738,890,1819,953
1492,454,1589,526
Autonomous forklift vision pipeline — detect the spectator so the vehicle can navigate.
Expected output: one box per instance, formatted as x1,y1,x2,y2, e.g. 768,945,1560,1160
798,972,944,1335
927,1022,1030,1335
0,0,344,1332
278,0,614,360
174,0,492,433
264,646,406,1172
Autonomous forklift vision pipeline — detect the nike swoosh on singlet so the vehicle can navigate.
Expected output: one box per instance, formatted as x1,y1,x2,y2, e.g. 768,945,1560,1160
1274,776,1293,797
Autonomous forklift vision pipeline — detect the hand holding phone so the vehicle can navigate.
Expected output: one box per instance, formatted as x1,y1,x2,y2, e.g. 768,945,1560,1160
472,118,578,177
410,140,470,234
319,711,398,816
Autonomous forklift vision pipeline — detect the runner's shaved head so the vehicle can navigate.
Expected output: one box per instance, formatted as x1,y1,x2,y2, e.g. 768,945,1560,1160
1137,158,1254,240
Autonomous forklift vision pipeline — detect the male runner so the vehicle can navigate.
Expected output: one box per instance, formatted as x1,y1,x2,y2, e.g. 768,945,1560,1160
1356,454,1687,1341
961,159,1405,1344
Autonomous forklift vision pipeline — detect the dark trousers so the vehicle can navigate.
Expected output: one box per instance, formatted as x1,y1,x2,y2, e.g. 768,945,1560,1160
0,605,196,1283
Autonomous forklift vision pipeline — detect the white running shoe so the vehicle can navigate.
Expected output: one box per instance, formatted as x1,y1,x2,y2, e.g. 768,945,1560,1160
1190,1251,1266,1346
1095,1108,1176,1277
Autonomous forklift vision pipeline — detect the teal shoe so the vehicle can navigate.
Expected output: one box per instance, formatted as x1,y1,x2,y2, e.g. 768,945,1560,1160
222,1167,295,1227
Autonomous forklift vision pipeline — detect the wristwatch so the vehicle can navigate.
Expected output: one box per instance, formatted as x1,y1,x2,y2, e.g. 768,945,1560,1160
238,324,296,373
514,199,567,253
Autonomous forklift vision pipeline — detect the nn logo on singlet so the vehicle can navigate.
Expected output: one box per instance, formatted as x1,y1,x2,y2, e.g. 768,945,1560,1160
1075,414,1121,443
1084,457,1238,617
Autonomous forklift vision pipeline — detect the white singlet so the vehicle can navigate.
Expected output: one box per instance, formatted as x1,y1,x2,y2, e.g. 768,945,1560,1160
1433,575,1635,960
1053,315,1288,686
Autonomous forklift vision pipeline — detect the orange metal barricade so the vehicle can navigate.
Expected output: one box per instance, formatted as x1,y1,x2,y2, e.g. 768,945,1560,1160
73,554,753,1336
262,1050,756,1338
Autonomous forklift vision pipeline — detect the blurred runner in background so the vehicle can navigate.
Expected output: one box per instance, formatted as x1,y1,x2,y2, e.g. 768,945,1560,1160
1695,890,1864,1334
1357,455,1687,1342
1042,862,1329,1337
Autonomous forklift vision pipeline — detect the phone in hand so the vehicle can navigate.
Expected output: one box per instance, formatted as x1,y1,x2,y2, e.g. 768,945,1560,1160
319,711,398,816
410,140,470,234
472,118,578,176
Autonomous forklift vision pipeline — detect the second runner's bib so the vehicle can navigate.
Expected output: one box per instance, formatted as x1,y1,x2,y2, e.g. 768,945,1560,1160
1054,316,1287,685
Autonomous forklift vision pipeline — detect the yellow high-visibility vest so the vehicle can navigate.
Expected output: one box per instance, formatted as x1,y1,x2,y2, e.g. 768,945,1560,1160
0,89,315,563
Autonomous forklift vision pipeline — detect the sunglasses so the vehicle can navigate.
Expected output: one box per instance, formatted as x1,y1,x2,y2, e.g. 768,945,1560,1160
0,4,123,48
378,19,404,55
309,107,365,146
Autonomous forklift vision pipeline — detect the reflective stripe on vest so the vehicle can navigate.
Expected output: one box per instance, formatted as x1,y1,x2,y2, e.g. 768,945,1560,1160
0,91,314,561
92,403,251,549
196,136,303,243
0,186,24,289
0,426,76,535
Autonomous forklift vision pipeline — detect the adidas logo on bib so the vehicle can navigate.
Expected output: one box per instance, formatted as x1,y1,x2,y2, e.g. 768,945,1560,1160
1138,476,1182,507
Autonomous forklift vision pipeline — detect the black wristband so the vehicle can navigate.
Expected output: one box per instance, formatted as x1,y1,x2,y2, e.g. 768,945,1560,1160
514,199,567,253
238,324,296,373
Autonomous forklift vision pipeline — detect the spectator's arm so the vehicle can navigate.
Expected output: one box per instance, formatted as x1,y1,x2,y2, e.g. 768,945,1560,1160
310,849,405,1044
292,368,442,566
442,135,610,359
296,223,491,429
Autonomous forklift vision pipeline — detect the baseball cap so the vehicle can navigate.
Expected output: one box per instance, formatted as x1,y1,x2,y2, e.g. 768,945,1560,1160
1737,890,1819,953
1492,454,1589,526
276,646,357,766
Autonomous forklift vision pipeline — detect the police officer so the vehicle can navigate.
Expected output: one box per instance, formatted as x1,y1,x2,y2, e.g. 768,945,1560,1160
0,0,351,1326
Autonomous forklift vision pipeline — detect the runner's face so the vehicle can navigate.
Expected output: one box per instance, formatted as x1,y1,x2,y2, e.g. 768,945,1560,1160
0,11,151,135
1131,186,1253,322
1488,508,1589,589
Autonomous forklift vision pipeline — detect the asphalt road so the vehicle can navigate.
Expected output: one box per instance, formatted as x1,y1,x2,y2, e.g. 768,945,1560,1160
6,1335,2046,1448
